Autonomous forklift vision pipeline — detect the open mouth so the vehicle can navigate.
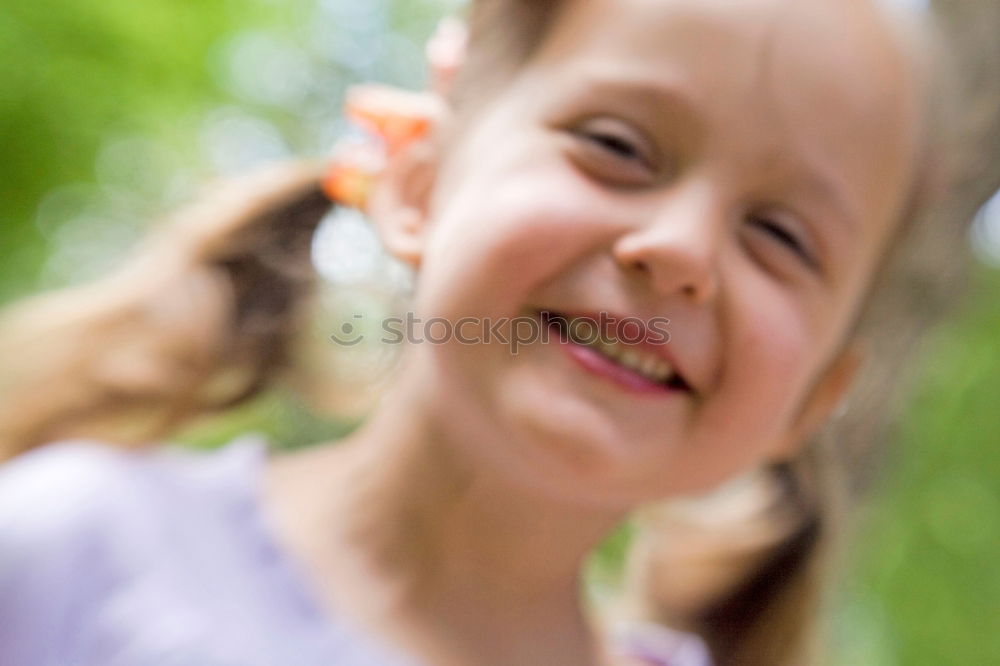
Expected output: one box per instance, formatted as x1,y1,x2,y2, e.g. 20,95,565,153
538,310,691,393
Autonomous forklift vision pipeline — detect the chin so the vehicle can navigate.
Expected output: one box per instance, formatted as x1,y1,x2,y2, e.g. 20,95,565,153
431,341,685,504
485,379,657,505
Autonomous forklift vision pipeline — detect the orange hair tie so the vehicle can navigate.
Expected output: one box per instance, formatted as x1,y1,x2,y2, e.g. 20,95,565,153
322,85,439,210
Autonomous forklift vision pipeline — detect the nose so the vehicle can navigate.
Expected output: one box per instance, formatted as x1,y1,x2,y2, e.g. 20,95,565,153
612,185,722,305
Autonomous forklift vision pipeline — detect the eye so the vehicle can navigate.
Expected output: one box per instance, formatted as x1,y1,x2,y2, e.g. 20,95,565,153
583,130,644,162
565,117,659,186
747,212,819,270
573,117,654,166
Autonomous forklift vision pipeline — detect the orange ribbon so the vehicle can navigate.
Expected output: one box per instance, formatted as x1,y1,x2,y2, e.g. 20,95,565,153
322,85,438,210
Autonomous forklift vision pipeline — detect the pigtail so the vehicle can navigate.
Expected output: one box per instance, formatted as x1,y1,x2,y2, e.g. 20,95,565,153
622,441,846,666
0,162,330,462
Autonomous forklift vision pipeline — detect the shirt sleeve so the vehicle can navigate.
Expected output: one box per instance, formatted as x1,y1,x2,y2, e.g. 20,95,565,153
0,441,137,666
611,620,715,666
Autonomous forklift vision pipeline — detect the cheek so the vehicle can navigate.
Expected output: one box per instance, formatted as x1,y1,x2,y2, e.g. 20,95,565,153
697,283,816,478
415,159,613,320
405,156,608,412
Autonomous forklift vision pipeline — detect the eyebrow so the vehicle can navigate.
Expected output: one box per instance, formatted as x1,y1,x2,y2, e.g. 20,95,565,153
586,75,704,112
789,159,861,232
567,72,708,143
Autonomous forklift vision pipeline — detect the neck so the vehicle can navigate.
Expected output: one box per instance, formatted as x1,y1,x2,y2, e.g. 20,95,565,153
273,352,627,664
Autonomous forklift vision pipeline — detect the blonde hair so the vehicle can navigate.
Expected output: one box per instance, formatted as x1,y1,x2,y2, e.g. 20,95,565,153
0,163,329,458
0,1,993,665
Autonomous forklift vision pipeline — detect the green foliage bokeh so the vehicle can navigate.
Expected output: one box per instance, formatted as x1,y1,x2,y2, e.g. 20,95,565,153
1,0,285,299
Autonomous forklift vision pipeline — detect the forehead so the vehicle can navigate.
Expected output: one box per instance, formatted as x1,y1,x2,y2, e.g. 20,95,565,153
536,0,911,120
528,0,920,229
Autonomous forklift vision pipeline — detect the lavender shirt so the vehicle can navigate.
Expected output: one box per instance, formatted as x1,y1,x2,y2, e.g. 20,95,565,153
0,439,712,666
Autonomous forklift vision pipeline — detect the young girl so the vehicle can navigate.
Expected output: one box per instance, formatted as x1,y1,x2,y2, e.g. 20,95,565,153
0,0,962,665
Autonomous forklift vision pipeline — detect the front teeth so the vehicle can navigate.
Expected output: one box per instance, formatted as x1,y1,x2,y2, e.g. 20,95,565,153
570,330,674,384
612,343,674,383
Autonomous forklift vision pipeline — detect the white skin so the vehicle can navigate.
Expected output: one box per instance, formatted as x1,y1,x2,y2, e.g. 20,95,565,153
265,0,922,664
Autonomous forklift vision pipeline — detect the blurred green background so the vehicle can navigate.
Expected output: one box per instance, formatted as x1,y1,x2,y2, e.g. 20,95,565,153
1,0,997,663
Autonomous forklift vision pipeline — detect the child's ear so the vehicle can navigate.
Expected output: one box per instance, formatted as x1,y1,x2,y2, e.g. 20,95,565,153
771,340,867,462
368,137,441,270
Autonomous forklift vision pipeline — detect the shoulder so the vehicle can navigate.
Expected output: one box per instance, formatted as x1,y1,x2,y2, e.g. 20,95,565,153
0,437,266,559
0,440,142,552
0,441,155,663
0,438,144,489
0,440,174,603
0,438,268,663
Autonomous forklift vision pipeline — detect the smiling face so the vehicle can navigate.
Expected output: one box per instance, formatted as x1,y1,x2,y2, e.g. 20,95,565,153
375,0,922,505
